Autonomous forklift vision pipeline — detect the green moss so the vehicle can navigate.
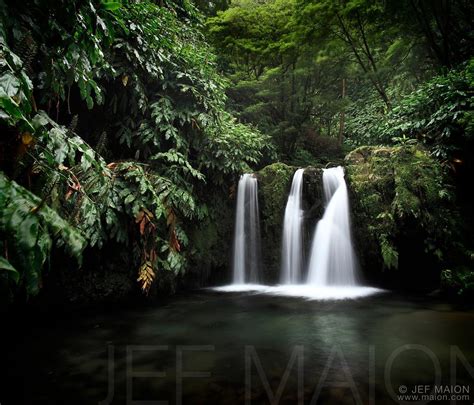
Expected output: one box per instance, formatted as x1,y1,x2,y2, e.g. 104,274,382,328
257,163,296,281
258,163,296,229
346,145,459,273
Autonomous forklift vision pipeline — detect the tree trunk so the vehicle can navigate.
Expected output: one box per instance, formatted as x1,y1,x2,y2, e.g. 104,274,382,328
336,12,391,109
338,78,346,147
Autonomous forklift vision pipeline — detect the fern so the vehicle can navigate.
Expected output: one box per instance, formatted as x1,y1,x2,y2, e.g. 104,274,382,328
380,235,399,270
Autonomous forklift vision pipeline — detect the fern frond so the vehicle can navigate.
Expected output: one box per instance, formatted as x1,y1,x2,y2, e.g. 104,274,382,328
13,30,37,75
137,261,155,294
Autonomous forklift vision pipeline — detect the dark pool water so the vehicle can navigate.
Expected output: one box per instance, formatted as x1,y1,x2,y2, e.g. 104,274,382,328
2,291,474,404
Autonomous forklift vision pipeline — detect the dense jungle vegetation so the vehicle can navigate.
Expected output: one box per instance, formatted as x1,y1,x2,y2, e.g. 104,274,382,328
1,0,473,305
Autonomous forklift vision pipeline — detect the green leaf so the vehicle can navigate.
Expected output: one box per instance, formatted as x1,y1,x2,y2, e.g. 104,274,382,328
0,73,20,97
17,215,39,250
0,108,9,120
0,96,23,120
0,173,86,295
0,256,20,283
101,1,122,11
124,194,135,205
32,112,51,129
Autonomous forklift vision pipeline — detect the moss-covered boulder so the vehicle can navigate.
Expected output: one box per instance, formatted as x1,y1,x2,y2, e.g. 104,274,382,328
256,163,296,282
345,145,460,289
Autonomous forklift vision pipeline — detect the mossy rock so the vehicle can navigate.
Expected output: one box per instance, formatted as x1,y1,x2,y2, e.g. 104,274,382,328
345,145,460,289
257,163,297,282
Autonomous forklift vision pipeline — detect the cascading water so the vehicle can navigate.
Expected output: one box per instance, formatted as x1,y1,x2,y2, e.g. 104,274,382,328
281,168,304,284
307,166,358,286
215,166,383,299
232,174,262,284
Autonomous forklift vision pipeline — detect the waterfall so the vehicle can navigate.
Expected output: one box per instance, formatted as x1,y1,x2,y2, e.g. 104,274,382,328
232,174,262,284
281,168,304,284
215,167,383,299
307,166,358,286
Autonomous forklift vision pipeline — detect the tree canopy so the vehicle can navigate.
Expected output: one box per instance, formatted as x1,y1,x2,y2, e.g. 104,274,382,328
207,0,473,166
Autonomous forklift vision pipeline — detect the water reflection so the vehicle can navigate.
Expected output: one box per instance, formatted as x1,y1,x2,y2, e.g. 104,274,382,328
2,292,474,404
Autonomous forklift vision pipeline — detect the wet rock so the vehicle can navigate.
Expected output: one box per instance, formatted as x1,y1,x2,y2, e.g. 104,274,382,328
257,163,296,283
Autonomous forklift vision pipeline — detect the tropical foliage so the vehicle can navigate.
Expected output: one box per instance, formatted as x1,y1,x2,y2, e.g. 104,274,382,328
207,0,474,168
346,145,460,271
347,60,474,166
0,0,269,297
